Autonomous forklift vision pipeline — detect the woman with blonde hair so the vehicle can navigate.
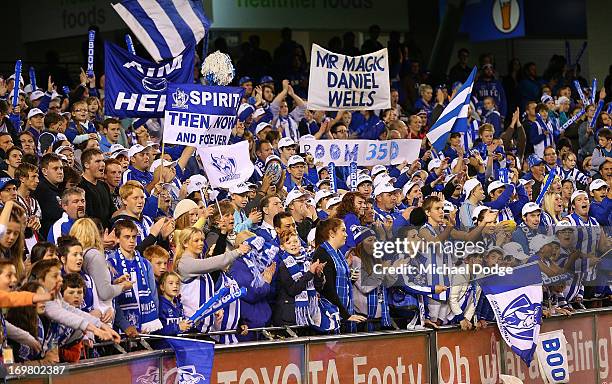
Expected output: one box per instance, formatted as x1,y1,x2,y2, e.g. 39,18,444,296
541,191,565,234
70,218,131,323
174,226,250,333
0,208,26,283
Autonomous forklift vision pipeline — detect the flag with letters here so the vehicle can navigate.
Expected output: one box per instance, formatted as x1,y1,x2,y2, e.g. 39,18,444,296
104,41,194,118
163,83,244,148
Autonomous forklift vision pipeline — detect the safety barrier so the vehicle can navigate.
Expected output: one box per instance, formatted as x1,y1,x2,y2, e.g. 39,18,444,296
13,307,612,384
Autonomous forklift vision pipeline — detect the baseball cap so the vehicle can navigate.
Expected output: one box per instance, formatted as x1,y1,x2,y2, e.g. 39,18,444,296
237,103,255,122
265,155,281,166
259,75,274,84
554,220,575,234
238,76,252,85
326,196,342,210
530,235,559,254
128,143,155,158
54,145,73,155
589,179,608,192
285,189,307,208
502,242,529,261
252,108,266,119
27,108,44,119
0,177,18,191
402,182,419,197
150,158,177,174
443,200,455,213
278,137,296,149
314,189,335,206
487,180,506,195
316,179,331,189
229,183,250,195
443,173,457,186
255,122,272,135
356,174,372,187
373,173,395,188
173,199,199,220
471,205,490,221
287,155,306,167
570,190,588,203
8,74,24,87
109,144,128,159
519,178,535,186
374,183,399,198
371,165,387,178
463,178,481,197
29,90,45,102
300,134,315,142
527,154,543,168
521,202,541,216
186,175,209,195
427,159,442,172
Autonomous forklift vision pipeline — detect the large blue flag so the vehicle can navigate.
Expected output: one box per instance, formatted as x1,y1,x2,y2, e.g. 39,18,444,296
112,0,210,63
167,338,215,384
104,41,194,119
478,262,543,365
426,67,477,152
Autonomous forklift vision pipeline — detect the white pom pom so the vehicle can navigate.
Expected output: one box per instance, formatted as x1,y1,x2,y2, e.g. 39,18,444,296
201,51,235,86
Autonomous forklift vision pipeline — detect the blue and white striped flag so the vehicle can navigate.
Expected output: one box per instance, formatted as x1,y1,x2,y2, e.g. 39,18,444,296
112,0,209,62
426,66,477,152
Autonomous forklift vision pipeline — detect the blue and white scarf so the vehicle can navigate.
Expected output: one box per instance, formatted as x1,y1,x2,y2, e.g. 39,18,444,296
243,236,280,288
279,249,321,326
321,241,355,332
276,115,299,141
366,285,391,330
109,249,162,332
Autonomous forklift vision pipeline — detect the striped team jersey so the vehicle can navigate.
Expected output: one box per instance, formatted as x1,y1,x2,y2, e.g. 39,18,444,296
421,222,451,301
556,166,590,188
566,213,602,282
215,272,241,344
461,120,479,152
558,247,586,302
533,119,555,158
180,272,215,333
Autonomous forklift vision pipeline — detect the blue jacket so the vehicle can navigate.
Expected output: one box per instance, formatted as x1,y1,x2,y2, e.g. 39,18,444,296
156,295,187,336
590,197,611,227
484,110,502,137
65,121,97,143
474,78,507,117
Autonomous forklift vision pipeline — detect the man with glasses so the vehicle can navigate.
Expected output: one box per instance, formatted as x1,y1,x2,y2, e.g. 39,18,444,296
284,155,313,191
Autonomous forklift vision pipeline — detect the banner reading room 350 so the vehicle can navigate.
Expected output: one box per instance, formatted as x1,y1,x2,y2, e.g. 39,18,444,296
307,44,390,111
163,84,244,147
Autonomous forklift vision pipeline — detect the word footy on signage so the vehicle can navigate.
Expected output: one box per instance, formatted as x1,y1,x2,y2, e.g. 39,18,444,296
300,138,421,166
163,84,244,147
307,44,390,110
104,41,194,118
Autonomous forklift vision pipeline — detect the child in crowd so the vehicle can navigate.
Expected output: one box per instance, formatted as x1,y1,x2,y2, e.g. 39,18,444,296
57,273,91,362
156,271,192,336
558,152,591,188
143,245,170,283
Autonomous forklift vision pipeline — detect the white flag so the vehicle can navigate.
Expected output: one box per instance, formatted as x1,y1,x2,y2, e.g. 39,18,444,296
536,330,570,383
197,141,254,189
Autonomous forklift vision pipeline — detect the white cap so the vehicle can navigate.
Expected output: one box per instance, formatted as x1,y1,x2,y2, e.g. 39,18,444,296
326,196,342,210
29,90,45,101
450,157,459,171
252,108,266,118
502,242,529,261
373,173,395,188
570,190,588,203
150,158,177,174
556,96,570,105
229,183,250,195
487,180,506,195
554,220,575,233
443,200,455,213
27,108,44,119
374,183,399,197
589,179,608,192
173,199,199,220
24,84,34,94
300,134,315,141
463,178,481,197
521,202,541,216
54,145,73,155
356,174,372,187
265,154,281,166
443,173,457,185
471,205,490,221
316,178,331,189
109,144,128,159
255,122,272,134
128,143,153,158
530,235,559,254
427,159,442,172
314,189,335,206
402,181,419,197
8,74,24,86
186,175,209,195
287,155,306,167
371,165,387,178
519,178,535,186
278,137,296,149
285,189,307,208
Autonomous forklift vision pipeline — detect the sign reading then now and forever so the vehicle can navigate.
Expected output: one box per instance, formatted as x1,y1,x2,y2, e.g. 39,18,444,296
307,44,390,111
163,83,244,147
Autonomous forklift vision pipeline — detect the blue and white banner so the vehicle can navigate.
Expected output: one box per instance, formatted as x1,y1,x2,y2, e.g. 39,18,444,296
167,338,215,384
163,83,244,147
189,287,246,324
104,41,194,118
307,44,390,111
479,262,543,365
427,66,477,152
536,330,570,383
198,141,255,189
300,139,421,166
112,0,209,63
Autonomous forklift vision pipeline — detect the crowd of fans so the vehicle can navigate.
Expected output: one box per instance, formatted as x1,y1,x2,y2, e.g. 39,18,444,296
0,26,609,365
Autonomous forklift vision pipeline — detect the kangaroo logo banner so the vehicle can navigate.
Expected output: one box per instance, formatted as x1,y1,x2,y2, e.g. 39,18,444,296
163,83,244,147
300,138,421,166
307,44,390,111
104,41,194,118
198,140,255,189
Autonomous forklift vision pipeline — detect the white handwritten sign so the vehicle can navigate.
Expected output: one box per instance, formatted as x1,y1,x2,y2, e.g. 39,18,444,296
300,139,421,166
